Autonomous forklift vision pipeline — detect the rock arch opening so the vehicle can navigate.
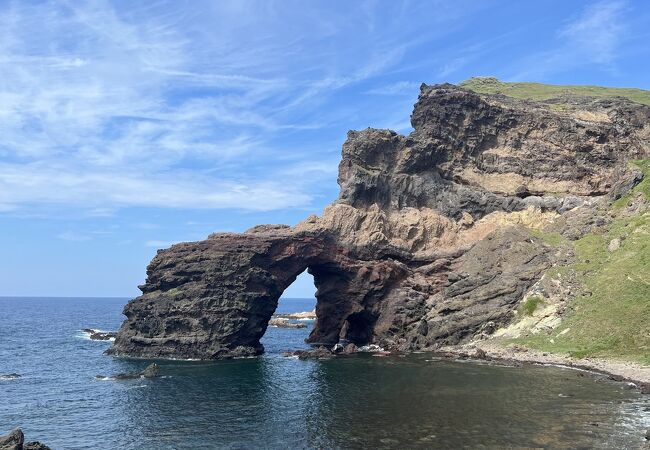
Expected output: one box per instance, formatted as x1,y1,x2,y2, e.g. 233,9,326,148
261,270,317,341
110,226,406,359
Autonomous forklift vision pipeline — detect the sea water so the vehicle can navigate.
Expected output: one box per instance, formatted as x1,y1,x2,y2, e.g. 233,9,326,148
1,297,649,449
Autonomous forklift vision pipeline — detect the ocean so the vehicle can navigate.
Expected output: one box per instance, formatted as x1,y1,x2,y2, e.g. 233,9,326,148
1,296,649,449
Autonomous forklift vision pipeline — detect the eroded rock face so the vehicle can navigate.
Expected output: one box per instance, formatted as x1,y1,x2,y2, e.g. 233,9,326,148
110,83,650,359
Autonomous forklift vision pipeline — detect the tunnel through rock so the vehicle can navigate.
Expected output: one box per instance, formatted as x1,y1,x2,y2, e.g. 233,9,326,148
108,225,397,360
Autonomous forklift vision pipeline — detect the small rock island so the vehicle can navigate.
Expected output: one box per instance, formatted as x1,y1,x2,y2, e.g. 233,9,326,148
108,79,650,361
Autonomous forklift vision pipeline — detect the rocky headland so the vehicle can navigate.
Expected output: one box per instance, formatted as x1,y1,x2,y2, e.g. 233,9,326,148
109,79,650,377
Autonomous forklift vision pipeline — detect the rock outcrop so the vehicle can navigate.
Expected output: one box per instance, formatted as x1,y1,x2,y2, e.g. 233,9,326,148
0,429,51,450
82,329,117,341
109,83,650,360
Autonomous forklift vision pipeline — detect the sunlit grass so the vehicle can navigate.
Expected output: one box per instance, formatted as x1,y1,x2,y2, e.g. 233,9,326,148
460,77,650,107
515,160,650,364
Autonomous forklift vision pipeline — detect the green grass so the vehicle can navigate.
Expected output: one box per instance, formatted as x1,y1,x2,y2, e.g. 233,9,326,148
514,159,650,363
460,77,650,107
528,229,566,246
517,212,650,363
519,296,543,316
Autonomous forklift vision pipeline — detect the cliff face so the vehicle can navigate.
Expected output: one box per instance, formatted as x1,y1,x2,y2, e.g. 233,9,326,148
109,83,650,360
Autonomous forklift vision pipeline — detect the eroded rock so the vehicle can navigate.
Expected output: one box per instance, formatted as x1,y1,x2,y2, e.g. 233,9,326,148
82,329,117,341
0,429,22,450
110,83,650,360
0,429,51,450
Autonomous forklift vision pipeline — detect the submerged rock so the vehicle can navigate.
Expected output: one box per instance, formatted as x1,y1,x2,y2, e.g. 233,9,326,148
96,363,161,381
0,374,21,381
109,82,650,360
284,348,333,360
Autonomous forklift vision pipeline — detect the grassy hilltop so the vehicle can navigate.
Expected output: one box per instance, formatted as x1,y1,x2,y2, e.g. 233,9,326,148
461,76,650,107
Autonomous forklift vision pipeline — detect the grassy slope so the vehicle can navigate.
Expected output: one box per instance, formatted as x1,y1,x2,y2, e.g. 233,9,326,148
460,77,650,107
516,161,650,364
460,77,650,363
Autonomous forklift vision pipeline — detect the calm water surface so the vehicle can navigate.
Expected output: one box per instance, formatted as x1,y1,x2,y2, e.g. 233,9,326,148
1,297,649,449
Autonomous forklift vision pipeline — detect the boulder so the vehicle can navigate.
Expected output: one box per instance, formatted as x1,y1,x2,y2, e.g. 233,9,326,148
285,348,333,360
343,343,358,354
24,443,52,450
0,429,23,450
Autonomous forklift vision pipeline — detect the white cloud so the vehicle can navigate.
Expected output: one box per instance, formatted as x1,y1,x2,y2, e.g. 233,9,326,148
0,1,471,216
0,163,312,212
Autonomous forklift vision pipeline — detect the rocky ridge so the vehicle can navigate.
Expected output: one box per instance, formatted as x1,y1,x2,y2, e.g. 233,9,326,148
109,82,650,360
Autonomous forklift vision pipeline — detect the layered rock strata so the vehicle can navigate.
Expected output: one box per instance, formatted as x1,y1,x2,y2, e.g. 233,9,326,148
110,83,650,360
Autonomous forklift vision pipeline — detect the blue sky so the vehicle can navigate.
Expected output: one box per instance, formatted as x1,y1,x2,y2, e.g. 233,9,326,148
1,0,649,297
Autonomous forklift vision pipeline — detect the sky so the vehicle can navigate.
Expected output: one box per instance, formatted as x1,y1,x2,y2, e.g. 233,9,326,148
1,0,649,298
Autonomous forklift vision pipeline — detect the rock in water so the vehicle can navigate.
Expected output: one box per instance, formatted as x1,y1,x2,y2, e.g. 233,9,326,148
109,83,650,360
274,310,316,320
24,443,52,450
139,363,160,378
82,329,118,341
0,429,51,450
0,429,23,450
98,363,161,380
268,318,307,329
0,374,21,381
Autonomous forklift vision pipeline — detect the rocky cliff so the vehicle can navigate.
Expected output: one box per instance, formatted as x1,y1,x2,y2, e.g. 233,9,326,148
109,82,650,360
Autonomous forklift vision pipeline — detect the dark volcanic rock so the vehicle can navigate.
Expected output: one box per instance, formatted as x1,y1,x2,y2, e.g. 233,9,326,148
285,347,333,360
110,83,650,360
0,429,22,450
0,429,51,450
82,329,117,341
24,443,52,450
97,363,161,380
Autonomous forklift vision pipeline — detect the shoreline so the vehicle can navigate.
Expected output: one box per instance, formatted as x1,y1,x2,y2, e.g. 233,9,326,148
439,342,650,391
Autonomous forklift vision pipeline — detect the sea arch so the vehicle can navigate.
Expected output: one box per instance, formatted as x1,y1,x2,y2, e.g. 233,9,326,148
109,225,405,359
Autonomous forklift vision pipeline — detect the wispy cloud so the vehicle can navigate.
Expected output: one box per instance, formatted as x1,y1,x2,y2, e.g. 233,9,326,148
366,81,420,96
559,0,626,65
144,240,183,249
510,0,628,80
57,231,92,242
0,0,443,216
